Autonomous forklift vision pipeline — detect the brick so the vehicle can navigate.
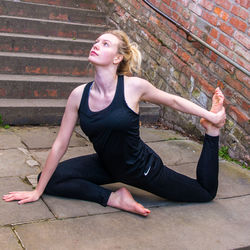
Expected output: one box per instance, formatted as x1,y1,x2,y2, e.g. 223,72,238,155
235,70,250,86
228,106,249,126
214,7,229,21
235,45,250,62
198,77,215,95
129,0,140,9
219,34,234,50
214,0,231,10
160,2,172,16
219,58,235,74
170,32,182,44
202,11,217,26
223,86,233,98
231,5,248,20
171,54,186,72
219,22,234,36
179,0,188,7
171,1,178,10
235,0,250,9
206,36,219,48
179,17,190,29
149,15,160,25
210,51,219,62
241,100,249,112
225,75,243,92
182,9,190,19
210,28,218,38
200,0,214,11
243,88,250,100
177,48,190,62
230,17,247,32
149,0,161,7
188,2,202,16
162,0,171,5
172,11,179,21
236,58,250,72
234,31,250,49
217,46,234,58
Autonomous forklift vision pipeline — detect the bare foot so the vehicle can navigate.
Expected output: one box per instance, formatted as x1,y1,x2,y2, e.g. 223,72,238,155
200,87,225,136
107,187,151,217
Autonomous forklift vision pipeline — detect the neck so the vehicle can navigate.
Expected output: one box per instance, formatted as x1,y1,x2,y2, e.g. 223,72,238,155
93,67,118,94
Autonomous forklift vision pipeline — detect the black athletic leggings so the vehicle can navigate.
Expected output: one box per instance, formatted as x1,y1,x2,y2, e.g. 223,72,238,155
38,134,219,206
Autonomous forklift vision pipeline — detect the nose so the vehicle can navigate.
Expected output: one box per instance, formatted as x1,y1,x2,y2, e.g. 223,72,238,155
93,42,100,51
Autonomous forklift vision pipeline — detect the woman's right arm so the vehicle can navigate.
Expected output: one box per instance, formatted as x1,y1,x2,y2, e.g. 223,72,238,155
2,86,84,204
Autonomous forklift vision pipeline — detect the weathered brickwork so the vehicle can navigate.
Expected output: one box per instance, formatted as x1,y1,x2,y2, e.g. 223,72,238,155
99,0,249,164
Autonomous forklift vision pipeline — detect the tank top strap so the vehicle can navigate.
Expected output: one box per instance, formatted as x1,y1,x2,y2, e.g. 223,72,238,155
78,81,93,113
112,75,125,106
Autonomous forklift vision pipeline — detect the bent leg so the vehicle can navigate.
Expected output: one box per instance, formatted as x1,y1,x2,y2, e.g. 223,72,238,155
38,154,113,206
126,134,219,203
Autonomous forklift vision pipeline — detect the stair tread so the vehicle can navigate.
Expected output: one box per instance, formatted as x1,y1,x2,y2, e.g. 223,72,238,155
3,0,105,14
0,99,160,108
0,15,106,27
0,98,67,107
0,51,89,61
0,74,92,82
0,32,94,43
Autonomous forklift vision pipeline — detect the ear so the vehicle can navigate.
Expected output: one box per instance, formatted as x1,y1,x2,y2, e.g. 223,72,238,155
113,54,123,65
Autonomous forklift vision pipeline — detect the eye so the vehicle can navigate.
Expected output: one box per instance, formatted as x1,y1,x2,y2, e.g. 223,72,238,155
103,42,109,47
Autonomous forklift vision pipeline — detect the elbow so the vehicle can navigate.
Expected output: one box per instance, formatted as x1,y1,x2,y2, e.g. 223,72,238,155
51,140,68,157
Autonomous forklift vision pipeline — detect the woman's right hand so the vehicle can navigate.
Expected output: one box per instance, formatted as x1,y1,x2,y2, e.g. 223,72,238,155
2,189,41,204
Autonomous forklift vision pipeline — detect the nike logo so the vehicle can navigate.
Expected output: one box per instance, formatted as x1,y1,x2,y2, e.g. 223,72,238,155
144,165,151,176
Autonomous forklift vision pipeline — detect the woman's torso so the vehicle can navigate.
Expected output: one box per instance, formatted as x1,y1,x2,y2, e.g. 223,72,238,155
78,75,162,179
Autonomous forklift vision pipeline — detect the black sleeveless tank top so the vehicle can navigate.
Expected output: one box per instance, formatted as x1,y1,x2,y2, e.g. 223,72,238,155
78,75,162,179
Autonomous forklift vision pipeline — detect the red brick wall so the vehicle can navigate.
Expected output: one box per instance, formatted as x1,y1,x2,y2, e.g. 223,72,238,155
99,0,249,164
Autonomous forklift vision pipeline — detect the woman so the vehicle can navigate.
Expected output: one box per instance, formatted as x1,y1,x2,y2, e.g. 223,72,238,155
3,30,226,216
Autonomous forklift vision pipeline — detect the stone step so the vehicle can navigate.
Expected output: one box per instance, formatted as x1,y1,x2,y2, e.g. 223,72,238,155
0,99,160,125
0,16,106,40
0,52,93,77
0,33,93,57
0,1,106,25
11,0,99,10
0,74,93,99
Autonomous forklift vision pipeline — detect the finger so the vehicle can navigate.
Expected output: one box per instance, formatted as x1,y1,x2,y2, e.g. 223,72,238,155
18,198,32,205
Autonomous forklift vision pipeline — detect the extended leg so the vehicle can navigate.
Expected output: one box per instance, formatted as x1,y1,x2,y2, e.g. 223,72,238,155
38,154,113,206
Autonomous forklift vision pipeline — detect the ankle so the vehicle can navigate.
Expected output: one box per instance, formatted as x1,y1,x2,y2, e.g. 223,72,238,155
205,127,220,137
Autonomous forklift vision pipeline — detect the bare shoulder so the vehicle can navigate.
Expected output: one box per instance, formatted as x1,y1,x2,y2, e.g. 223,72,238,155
67,83,87,110
124,76,150,92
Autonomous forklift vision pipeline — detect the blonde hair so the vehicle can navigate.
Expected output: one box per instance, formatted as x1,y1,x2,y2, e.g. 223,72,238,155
105,30,142,76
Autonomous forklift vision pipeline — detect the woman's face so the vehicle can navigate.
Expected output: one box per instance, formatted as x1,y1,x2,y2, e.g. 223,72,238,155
88,33,122,67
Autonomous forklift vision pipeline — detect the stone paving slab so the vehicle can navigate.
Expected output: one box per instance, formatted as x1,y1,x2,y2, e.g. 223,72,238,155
0,148,40,177
41,183,172,219
0,177,54,226
0,128,24,149
168,161,250,199
11,126,89,149
30,145,95,167
140,126,188,142
148,140,202,166
28,159,250,219
0,227,22,250
14,196,250,250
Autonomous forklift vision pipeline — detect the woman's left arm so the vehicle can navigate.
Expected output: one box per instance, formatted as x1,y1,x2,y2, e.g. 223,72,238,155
139,79,223,125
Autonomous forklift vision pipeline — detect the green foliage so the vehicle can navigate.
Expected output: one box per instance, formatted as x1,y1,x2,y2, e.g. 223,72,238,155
0,114,10,129
219,146,249,170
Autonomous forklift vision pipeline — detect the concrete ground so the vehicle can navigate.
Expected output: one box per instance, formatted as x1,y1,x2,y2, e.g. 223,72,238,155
0,125,249,250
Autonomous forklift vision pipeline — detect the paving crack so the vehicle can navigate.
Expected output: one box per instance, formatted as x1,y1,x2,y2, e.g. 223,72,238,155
11,226,25,249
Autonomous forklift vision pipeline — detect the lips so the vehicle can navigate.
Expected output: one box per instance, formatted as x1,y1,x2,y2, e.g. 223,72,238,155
90,51,98,56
